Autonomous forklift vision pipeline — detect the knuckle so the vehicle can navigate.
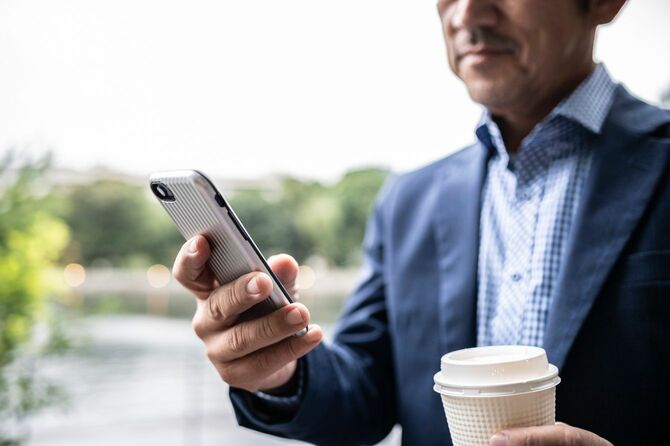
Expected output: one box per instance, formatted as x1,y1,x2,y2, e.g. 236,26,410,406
217,363,235,383
227,278,247,309
285,338,299,360
563,427,581,446
258,317,276,340
254,351,273,374
206,292,226,321
522,432,533,446
228,327,248,355
205,344,219,362
191,313,207,338
223,363,255,389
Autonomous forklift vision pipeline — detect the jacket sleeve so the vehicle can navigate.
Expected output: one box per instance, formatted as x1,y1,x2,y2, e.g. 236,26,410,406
229,181,398,445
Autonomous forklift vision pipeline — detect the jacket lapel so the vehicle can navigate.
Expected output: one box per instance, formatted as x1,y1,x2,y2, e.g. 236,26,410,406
544,88,670,370
433,144,488,356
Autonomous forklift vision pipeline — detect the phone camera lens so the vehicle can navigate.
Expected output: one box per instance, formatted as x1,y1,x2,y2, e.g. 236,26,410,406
151,182,175,202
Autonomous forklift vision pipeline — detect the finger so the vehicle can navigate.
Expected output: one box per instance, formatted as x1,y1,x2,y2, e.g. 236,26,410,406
192,272,273,337
172,235,217,299
217,324,323,390
206,303,310,362
490,423,613,446
267,254,299,296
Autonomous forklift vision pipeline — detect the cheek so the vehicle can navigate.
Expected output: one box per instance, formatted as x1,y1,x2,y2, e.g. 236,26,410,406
522,31,547,72
558,29,587,63
440,15,459,74
515,6,584,74
515,20,563,80
445,40,458,73
526,28,579,80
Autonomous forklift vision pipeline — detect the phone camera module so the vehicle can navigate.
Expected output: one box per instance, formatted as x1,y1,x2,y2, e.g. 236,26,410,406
151,182,176,202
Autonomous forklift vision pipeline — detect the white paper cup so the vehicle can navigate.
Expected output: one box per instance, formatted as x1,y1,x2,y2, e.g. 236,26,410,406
433,346,560,446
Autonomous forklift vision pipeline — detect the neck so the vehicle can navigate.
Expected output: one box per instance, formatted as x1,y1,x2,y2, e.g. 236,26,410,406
490,63,595,153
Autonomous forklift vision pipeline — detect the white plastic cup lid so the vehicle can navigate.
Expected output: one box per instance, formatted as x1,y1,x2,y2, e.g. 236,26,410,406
433,345,560,397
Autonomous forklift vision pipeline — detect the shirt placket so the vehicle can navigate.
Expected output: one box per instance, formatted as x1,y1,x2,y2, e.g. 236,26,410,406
490,153,545,345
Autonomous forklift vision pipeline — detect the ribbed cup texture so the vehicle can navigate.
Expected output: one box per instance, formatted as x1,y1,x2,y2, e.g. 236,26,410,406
441,387,555,446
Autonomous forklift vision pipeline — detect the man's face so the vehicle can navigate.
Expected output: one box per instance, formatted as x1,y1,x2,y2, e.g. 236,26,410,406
438,0,594,115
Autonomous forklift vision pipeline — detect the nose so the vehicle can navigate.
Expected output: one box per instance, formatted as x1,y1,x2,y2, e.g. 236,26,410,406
449,0,498,29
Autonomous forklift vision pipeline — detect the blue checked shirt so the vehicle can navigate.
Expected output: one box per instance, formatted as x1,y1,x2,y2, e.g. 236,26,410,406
476,64,618,347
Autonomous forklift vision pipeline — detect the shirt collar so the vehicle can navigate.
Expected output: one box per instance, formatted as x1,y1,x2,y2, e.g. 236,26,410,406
476,63,618,155
552,63,617,134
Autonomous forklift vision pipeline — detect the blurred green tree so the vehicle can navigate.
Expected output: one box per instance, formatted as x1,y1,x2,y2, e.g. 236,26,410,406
0,153,70,443
57,167,388,269
232,168,388,267
291,167,389,266
229,189,316,263
327,167,389,266
60,181,182,267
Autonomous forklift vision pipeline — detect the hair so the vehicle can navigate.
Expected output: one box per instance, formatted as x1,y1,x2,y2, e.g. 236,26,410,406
580,0,591,13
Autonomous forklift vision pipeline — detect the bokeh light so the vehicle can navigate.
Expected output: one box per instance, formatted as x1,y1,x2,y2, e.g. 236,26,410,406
147,264,171,288
64,263,86,287
296,265,316,290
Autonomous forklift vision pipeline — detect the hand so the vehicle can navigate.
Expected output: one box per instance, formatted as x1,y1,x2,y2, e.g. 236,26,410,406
173,235,323,392
490,422,612,446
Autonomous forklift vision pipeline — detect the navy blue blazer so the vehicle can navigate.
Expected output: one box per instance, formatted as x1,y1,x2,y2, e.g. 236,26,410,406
231,86,670,445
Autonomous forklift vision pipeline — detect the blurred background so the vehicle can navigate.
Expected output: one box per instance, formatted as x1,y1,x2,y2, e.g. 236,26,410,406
0,0,668,445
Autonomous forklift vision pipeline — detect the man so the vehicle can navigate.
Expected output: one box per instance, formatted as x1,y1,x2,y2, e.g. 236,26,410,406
173,0,670,444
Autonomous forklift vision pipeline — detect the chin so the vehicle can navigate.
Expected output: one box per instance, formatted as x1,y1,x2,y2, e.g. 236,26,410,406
465,82,505,108
462,75,522,110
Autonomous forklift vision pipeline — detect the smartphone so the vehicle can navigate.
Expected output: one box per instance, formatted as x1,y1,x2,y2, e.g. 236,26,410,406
149,169,307,334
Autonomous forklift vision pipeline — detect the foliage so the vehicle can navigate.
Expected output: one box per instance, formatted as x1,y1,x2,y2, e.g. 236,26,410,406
329,168,389,265
228,189,316,262
57,167,389,268
0,153,70,442
226,167,388,266
59,180,182,267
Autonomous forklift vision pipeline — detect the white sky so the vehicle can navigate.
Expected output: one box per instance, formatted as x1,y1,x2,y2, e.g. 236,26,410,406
1,0,669,181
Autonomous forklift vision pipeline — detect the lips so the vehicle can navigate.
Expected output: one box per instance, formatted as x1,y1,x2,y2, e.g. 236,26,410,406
457,46,515,68
457,46,515,62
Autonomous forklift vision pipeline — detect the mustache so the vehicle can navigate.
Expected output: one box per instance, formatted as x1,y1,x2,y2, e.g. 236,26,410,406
454,28,518,57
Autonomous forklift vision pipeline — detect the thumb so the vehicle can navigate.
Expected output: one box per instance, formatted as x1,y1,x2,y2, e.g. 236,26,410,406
172,235,216,298
490,423,613,446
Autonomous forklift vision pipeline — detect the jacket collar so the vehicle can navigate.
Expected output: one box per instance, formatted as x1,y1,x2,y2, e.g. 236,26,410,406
543,86,670,369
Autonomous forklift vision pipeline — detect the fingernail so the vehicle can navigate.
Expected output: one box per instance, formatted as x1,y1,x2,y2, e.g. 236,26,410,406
303,325,321,342
246,276,261,295
189,237,198,253
490,433,508,446
286,308,304,325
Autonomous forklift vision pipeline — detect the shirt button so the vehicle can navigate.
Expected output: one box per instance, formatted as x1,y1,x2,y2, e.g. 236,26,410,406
511,273,523,282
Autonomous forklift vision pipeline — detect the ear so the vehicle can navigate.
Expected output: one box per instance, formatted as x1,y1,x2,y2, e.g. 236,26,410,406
587,0,627,26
